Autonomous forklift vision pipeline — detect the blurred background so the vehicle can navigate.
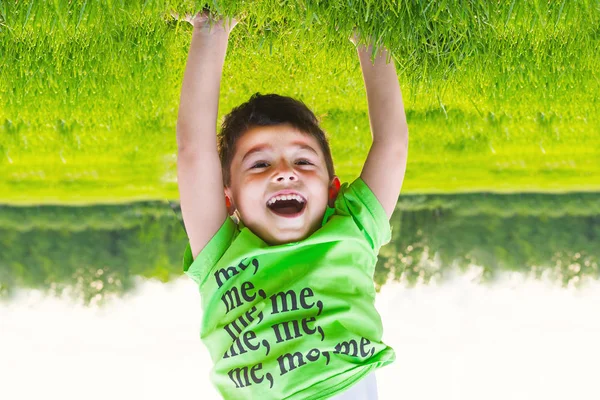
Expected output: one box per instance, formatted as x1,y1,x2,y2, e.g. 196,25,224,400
1,1,599,399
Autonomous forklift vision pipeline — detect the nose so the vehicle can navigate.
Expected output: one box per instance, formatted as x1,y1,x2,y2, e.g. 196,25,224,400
273,161,298,182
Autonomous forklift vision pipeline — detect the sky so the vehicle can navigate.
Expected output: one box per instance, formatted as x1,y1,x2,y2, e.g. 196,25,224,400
2,268,599,400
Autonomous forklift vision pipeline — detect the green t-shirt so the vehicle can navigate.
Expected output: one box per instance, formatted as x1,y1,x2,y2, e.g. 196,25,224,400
182,177,396,400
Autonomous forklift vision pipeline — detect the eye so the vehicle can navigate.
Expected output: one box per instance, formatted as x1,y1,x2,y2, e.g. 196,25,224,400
297,160,312,165
251,162,269,169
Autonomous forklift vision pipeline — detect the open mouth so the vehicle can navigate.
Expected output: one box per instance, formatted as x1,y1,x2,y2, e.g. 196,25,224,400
266,197,307,218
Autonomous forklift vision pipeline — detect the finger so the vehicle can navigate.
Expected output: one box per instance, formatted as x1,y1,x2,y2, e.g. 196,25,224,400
199,6,213,23
218,15,237,32
183,13,195,24
196,9,210,20
349,27,359,44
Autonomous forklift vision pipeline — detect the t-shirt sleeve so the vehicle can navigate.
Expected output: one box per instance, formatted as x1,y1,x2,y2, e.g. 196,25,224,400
182,216,239,286
334,177,392,252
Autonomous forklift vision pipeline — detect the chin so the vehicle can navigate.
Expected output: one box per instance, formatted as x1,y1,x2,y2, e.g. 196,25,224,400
247,213,322,245
263,227,313,245
269,232,307,245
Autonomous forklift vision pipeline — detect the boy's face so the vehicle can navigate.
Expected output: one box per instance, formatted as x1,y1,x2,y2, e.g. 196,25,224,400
224,124,340,246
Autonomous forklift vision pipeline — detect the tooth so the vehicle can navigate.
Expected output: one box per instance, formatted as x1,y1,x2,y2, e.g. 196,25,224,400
268,194,307,205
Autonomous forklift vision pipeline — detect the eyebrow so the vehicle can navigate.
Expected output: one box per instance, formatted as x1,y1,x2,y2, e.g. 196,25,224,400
241,142,319,164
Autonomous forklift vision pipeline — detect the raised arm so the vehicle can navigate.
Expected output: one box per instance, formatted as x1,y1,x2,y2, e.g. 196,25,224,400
354,35,409,220
176,11,238,260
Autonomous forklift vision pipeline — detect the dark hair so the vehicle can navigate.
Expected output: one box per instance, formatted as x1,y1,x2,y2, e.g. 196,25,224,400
218,93,335,187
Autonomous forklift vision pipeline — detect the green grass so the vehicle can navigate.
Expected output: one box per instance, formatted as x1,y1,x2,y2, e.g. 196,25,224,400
1,0,599,204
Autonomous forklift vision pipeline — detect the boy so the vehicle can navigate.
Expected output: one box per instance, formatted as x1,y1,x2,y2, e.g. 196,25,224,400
176,9,408,400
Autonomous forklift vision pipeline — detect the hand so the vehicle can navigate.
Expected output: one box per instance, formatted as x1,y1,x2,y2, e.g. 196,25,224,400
170,8,240,37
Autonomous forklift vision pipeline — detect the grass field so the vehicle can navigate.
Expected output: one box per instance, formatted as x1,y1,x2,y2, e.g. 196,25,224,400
1,0,599,205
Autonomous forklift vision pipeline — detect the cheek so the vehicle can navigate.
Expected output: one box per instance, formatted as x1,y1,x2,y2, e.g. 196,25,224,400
236,182,264,208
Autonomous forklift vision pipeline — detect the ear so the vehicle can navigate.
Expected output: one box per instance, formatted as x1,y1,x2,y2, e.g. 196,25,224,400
327,176,341,208
224,187,236,216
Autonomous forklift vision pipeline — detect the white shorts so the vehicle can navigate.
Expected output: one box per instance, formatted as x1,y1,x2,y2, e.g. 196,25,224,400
328,371,378,400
